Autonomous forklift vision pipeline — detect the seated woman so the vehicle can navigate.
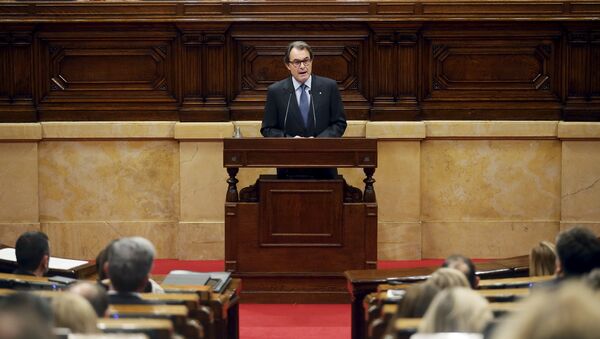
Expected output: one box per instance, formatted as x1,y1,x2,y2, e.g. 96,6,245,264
418,287,493,334
529,241,556,277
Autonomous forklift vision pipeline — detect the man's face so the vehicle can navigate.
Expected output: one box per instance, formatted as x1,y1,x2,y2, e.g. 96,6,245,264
285,47,312,83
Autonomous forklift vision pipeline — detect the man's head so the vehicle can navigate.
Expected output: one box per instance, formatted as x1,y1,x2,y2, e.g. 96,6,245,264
555,226,600,278
68,281,109,317
15,231,50,277
284,41,313,83
0,292,54,339
442,254,479,289
107,237,156,293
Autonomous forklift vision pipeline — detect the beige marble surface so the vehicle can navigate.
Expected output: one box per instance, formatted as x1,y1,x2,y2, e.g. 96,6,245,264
0,124,41,140
42,222,177,259
423,221,559,258
366,121,426,139
558,122,600,139
39,141,179,221
177,222,224,260
561,141,600,222
0,223,41,248
426,121,558,138
180,141,227,222
0,143,39,222
422,140,561,221
378,222,421,260
42,122,175,139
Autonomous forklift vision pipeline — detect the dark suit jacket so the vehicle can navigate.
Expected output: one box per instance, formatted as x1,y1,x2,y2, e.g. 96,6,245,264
260,75,347,138
261,75,347,179
108,292,162,305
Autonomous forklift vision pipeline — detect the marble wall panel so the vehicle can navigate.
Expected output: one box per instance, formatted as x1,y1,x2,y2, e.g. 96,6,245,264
422,221,559,258
0,223,41,248
39,141,179,222
177,222,224,260
561,141,600,223
0,143,39,222
42,222,177,259
377,222,421,260
422,140,561,221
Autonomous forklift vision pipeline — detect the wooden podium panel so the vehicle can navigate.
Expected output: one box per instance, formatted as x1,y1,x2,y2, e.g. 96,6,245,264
223,138,377,303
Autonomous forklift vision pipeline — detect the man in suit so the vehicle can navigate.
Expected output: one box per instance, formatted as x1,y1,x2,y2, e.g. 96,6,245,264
13,231,50,277
105,237,161,305
261,41,347,179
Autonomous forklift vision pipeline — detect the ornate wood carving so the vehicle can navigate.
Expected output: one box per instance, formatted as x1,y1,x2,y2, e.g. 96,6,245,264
0,1,599,121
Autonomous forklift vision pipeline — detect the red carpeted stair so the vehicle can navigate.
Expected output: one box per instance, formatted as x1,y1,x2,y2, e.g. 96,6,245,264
151,259,463,339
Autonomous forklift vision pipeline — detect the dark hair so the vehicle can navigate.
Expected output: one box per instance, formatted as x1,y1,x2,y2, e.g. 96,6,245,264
284,41,313,64
442,254,477,289
15,231,49,272
556,226,600,277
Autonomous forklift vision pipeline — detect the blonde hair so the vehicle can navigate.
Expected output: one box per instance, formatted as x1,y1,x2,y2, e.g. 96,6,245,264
491,281,600,339
529,241,556,277
52,292,99,333
418,287,492,334
428,268,470,290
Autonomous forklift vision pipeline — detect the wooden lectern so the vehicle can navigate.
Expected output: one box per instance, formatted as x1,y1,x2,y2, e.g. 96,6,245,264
223,138,377,303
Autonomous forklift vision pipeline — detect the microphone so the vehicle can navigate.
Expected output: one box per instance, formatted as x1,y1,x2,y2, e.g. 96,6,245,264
309,89,316,131
283,88,293,137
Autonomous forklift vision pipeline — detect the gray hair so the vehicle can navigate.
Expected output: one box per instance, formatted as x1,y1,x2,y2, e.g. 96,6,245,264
107,237,156,292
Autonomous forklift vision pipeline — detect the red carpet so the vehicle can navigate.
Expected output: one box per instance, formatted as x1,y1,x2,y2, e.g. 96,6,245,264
151,259,483,339
239,304,350,339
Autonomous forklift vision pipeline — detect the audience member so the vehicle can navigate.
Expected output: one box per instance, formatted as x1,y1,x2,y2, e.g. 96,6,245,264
396,282,440,318
0,292,53,339
106,236,161,304
491,281,600,339
529,240,556,277
584,268,600,290
52,292,99,334
68,281,109,317
442,254,479,288
13,231,50,277
418,287,492,334
428,267,470,290
554,226,600,280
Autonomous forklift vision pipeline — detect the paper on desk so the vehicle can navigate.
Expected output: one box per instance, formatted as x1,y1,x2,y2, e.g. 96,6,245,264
0,248,88,270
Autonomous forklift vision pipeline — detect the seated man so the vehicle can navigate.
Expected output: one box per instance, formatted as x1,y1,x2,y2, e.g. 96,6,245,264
442,254,479,289
13,231,50,277
105,237,160,305
555,226,600,280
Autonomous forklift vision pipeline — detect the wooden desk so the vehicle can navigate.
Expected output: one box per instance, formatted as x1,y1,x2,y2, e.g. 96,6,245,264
108,304,199,339
0,272,61,290
478,275,552,289
161,278,241,339
98,318,173,339
0,245,96,279
345,255,528,339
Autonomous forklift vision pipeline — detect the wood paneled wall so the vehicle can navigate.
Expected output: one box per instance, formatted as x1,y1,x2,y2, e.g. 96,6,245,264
1,1,599,122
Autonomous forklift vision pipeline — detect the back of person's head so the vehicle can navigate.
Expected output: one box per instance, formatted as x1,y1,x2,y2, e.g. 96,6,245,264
15,231,50,273
555,226,600,277
397,282,441,318
68,281,109,317
52,292,99,334
418,287,492,334
584,268,600,291
107,237,156,293
529,240,556,277
491,281,600,339
428,268,471,290
442,255,478,288
0,292,53,339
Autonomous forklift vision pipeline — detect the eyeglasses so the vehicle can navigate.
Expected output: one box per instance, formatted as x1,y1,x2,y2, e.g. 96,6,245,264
289,58,312,68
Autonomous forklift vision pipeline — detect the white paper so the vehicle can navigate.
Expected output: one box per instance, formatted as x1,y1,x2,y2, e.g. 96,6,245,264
0,247,88,270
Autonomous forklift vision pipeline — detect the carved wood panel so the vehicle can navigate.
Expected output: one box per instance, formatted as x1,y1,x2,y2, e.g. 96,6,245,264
0,27,35,122
564,28,600,120
421,24,562,119
36,26,179,120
